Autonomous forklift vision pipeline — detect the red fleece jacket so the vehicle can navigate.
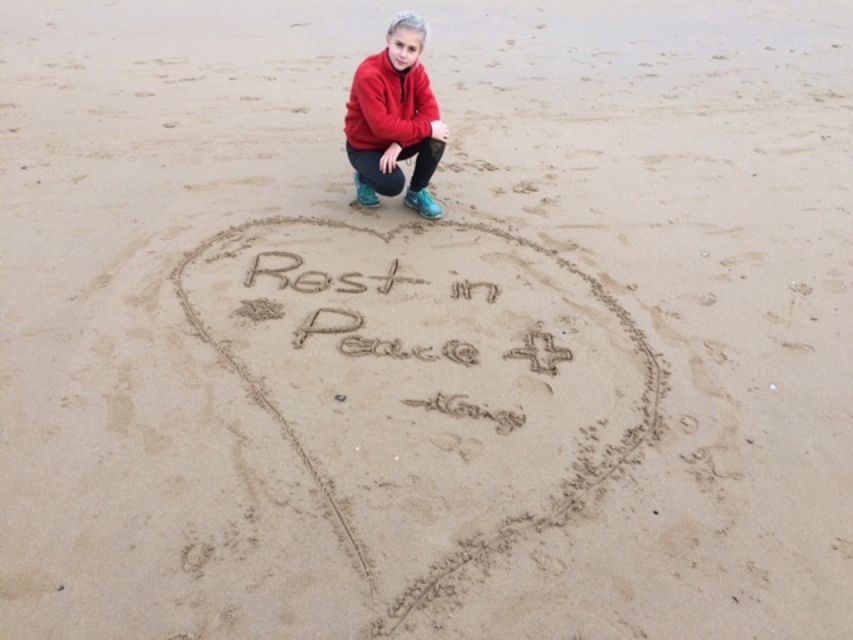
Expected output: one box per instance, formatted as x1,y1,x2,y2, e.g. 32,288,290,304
344,49,440,150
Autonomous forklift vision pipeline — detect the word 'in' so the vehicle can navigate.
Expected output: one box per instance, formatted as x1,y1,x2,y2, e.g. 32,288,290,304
451,280,501,304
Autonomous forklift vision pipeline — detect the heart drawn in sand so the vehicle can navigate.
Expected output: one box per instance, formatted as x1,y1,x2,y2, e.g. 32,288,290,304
173,217,665,636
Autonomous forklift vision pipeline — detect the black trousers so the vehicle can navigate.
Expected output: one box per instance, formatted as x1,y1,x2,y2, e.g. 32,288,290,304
346,138,445,196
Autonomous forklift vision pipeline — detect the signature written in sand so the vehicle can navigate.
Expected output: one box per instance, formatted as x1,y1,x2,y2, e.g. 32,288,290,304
402,392,526,435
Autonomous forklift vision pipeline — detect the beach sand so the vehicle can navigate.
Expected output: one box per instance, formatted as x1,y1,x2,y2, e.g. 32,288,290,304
2,1,852,638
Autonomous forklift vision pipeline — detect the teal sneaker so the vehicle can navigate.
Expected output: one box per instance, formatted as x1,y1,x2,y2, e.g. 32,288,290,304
354,171,380,208
404,187,443,220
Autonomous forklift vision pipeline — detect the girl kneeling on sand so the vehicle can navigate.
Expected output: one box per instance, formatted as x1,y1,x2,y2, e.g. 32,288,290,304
344,11,449,220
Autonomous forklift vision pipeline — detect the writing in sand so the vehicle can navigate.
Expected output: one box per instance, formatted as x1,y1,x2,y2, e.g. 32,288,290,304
243,250,574,377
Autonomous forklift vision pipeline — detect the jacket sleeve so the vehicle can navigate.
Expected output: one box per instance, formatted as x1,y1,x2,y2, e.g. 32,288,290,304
355,70,432,147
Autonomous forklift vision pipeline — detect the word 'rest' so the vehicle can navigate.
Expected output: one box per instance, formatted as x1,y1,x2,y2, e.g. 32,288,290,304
245,252,427,296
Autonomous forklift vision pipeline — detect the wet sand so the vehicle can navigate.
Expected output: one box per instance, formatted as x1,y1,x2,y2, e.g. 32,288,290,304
2,1,852,638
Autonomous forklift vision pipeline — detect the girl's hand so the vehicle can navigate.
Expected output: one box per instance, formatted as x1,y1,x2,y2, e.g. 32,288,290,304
430,120,449,142
380,142,403,174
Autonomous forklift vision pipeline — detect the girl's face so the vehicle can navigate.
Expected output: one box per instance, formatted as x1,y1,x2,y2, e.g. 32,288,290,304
386,27,424,71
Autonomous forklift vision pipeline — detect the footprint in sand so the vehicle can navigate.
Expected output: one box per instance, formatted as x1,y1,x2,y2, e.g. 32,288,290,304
788,281,813,296
679,415,700,434
679,291,718,307
832,538,853,559
703,340,732,365
180,541,215,578
428,432,484,463
512,180,539,194
719,251,767,267
781,342,815,354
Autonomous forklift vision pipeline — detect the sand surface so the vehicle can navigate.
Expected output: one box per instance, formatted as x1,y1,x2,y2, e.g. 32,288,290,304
2,1,852,638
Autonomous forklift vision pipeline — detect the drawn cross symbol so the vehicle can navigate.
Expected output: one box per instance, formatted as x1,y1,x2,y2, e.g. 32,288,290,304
503,330,574,376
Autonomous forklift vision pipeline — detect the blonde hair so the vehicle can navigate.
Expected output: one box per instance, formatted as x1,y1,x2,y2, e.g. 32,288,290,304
387,11,429,45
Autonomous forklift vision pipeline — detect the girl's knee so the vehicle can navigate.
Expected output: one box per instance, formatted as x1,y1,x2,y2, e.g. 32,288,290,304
428,139,446,159
376,172,405,196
